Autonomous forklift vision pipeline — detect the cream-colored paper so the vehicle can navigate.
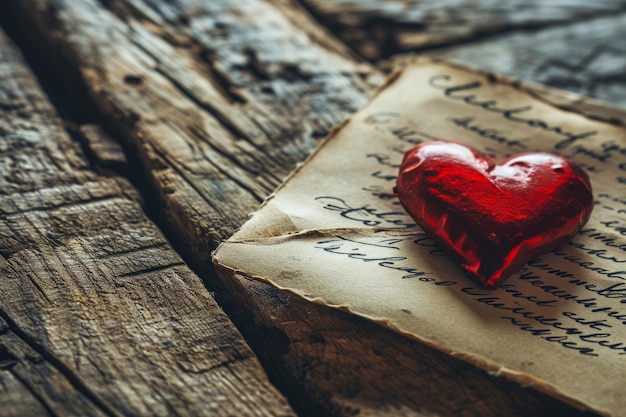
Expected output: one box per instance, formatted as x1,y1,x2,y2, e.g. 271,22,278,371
214,59,626,416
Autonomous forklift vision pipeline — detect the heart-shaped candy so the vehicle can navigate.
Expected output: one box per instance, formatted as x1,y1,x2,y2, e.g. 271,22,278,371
395,142,593,288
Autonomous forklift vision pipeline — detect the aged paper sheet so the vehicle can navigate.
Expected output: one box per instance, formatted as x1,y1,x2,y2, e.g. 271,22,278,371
214,59,626,416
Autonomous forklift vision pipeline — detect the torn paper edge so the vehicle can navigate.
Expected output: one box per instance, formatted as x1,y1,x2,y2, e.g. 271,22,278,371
213,243,610,416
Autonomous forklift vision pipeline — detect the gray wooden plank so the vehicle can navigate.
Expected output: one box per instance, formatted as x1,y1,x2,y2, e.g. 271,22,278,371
429,14,626,108
301,0,626,60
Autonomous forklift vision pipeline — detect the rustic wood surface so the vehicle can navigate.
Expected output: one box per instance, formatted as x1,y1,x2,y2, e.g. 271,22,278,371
0,27,294,417
301,0,626,60
429,13,626,109
1,0,623,416
303,0,626,109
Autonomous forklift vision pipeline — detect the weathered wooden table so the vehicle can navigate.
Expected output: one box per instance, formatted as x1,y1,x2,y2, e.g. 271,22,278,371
1,1,624,416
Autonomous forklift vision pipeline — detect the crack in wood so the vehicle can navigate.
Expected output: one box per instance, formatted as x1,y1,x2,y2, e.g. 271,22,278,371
301,0,626,60
117,261,187,278
8,368,59,417
0,304,118,417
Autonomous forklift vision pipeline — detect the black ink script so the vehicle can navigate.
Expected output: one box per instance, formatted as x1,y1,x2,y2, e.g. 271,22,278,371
315,196,416,229
315,235,455,284
429,74,598,149
450,116,525,149
461,287,626,357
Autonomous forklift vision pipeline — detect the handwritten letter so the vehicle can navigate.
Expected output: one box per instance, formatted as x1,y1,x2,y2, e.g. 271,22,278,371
215,60,626,416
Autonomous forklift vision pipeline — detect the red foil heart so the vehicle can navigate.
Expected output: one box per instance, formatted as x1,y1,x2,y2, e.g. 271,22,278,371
395,142,593,288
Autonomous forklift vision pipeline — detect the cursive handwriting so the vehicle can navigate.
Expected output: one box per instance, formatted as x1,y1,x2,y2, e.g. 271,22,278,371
517,267,626,324
567,240,626,263
315,236,452,282
462,287,626,356
361,185,399,203
429,74,598,150
315,196,415,229
551,248,626,281
367,153,400,169
450,116,526,149
578,227,626,252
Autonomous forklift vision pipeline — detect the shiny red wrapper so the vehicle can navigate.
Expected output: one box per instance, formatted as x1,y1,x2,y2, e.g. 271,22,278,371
395,142,594,288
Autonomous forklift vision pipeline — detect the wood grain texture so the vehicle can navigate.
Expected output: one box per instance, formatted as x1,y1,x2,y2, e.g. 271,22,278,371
427,13,626,109
2,0,610,416
302,0,626,109
0,27,294,417
78,124,128,171
14,0,379,244
301,0,626,60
